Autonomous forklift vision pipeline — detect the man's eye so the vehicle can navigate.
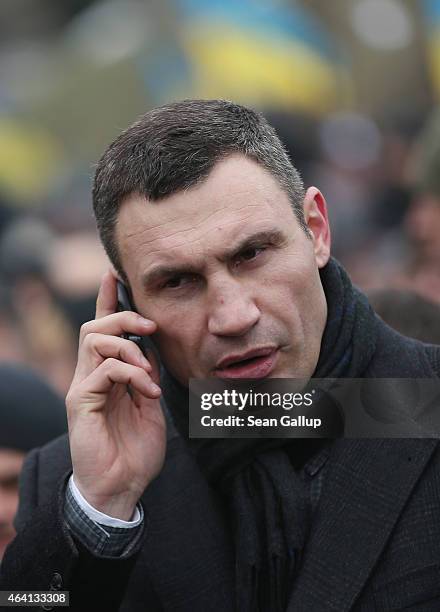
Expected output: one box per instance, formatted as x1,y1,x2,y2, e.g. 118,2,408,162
162,274,197,289
163,276,184,289
235,246,265,265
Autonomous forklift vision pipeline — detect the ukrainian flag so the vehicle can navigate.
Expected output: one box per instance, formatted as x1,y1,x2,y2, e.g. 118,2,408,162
423,0,440,97
172,0,350,113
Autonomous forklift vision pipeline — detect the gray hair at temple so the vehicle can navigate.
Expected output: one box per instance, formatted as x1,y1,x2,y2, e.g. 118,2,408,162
92,99,307,279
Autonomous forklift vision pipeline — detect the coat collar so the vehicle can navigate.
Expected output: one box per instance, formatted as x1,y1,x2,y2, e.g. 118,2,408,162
287,438,439,611
132,435,437,611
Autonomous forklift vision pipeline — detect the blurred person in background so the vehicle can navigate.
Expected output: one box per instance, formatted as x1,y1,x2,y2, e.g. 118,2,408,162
335,110,440,300
401,109,440,303
0,287,25,364
47,230,111,336
0,217,76,393
369,288,440,345
0,197,16,238
0,362,66,562
0,218,107,394
344,114,421,291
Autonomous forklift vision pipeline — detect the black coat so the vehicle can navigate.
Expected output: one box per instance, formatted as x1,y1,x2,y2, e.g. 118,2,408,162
2,321,440,611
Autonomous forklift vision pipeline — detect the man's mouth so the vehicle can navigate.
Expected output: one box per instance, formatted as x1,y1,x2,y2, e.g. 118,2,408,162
213,347,279,379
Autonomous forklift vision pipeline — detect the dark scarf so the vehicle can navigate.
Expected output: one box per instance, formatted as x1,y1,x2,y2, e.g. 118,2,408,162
161,258,378,612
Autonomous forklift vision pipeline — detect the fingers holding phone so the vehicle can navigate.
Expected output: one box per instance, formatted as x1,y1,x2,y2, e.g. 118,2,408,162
66,269,166,521
115,276,162,384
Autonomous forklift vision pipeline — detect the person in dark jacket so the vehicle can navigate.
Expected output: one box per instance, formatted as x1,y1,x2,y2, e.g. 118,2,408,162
1,100,440,612
0,363,66,561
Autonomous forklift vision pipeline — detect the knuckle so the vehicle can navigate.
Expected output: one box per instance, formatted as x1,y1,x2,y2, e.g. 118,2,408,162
79,320,92,339
103,356,119,370
65,389,77,411
83,332,99,350
127,310,142,323
127,341,142,359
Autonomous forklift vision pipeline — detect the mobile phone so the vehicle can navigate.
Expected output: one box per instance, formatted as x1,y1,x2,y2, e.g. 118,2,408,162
116,281,173,433
116,279,159,362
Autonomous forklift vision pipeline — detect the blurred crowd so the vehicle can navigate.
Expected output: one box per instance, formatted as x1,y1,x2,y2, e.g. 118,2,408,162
1,105,440,564
2,0,440,563
266,106,440,310
2,106,439,399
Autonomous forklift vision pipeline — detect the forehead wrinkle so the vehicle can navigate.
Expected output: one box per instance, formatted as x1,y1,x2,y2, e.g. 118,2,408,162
121,218,180,242
141,234,210,263
119,171,294,282
143,222,287,281
122,200,265,252
120,204,229,243
141,208,278,265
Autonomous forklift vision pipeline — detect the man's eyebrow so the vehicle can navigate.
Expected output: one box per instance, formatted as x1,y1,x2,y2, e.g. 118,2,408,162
220,229,286,261
142,229,286,286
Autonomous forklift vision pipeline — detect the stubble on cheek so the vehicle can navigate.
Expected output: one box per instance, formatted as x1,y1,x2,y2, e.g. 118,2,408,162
268,258,326,377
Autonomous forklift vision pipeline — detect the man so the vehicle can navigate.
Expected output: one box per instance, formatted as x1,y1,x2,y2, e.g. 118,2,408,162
400,108,440,304
1,100,440,611
369,288,440,344
0,363,66,562
0,449,23,563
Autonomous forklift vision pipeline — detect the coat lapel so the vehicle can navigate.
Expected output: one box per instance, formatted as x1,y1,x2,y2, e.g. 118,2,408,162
287,438,438,611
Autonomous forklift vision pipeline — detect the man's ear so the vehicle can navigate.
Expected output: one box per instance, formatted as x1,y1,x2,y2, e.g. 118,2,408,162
303,187,331,268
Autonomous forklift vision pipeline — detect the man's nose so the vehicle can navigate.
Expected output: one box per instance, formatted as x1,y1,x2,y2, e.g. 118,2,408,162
207,279,260,337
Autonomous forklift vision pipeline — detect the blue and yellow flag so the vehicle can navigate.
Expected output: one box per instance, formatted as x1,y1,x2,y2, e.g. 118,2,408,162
423,0,440,97
141,0,351,113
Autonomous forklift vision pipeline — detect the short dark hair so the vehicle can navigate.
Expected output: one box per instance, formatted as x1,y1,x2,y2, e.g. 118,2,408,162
92,99,306,276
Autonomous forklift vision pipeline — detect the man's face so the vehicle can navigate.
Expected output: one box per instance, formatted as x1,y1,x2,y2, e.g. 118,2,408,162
0,448,24,560
405,193,440,263
117,154,330,384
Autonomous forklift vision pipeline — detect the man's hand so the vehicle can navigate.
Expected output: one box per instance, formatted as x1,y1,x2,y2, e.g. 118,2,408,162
66,270,166,520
